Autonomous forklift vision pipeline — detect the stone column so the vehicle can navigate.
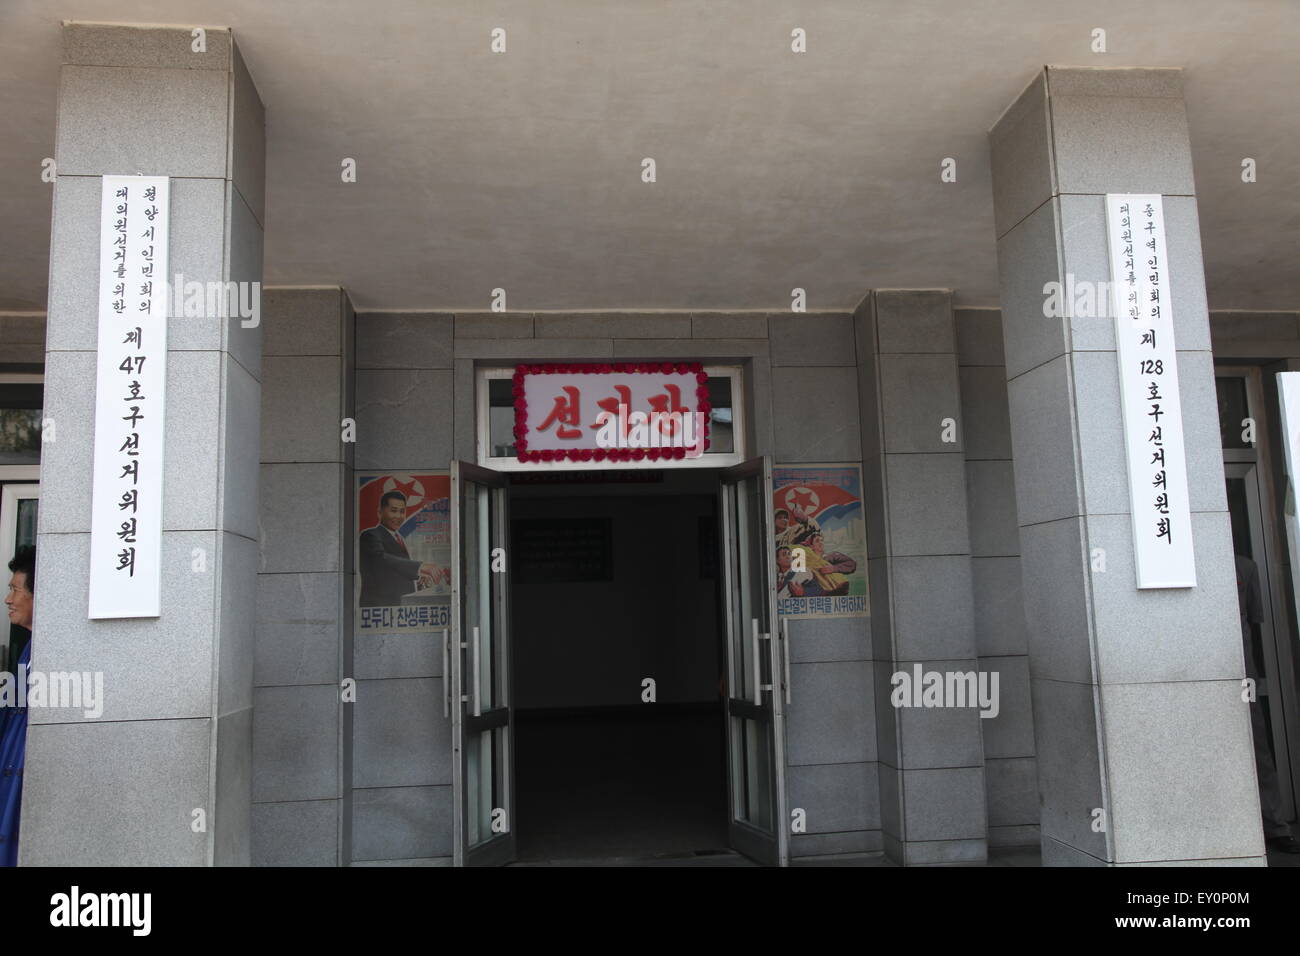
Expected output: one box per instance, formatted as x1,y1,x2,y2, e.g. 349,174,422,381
23,23,263,865
767,313,878,860
253,288,355,865
955,309,1039,850
351,311,455,864
856,290,989,865
989,67,1264,864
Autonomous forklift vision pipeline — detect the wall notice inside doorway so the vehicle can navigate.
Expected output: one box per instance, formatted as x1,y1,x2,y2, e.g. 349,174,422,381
511,492,719,709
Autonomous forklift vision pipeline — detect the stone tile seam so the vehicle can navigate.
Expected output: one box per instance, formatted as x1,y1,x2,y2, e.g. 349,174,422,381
221,346,260,395
872,657,987,665
769,362,858,368
1015,506,1229,531
207,532,230,781
30,714,213,726
1031,676,1254,687
788,656,873,665
354,365,453,371
344,675,444,683
350,466,443,475
348,675,440,682
230,172,264,238
885,551,974,559
59,59,233,73
54,173,231,181
1033,227,1116,861
1055,190,1195,198
875,350,960,357
858,296,910,842
879,450,969,456
994,193,1054,244
886,764,988,773
262,459,353,466
43,346,255,354
880,759,993,773
1005,348,1217,384
1042,838,1110,864
251,797,339,805
452,339,614,350
33,528,257,544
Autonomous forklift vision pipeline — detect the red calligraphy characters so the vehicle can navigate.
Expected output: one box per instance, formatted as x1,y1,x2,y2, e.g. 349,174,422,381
536,385,583,440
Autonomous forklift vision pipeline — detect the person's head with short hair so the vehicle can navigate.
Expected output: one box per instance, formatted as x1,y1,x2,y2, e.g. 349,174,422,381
776,546,792,572
808,533,826,555
775,509,790,532
379,491,407,532
6,544,35,630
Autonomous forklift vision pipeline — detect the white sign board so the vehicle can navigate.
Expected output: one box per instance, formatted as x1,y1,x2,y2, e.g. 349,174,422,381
1105,194,1195,588
88,176,170,618
516,364,708,463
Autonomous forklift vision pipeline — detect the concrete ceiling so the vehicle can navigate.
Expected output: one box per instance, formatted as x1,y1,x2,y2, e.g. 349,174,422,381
1,0,1297,313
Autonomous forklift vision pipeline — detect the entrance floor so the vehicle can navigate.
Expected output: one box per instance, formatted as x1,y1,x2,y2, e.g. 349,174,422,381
514,706,728,862
508,469,728,863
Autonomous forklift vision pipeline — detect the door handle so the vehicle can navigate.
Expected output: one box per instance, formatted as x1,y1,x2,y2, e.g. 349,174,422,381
781,616,792,706
471,625,482,717
751,618,761,706
441,627,450,718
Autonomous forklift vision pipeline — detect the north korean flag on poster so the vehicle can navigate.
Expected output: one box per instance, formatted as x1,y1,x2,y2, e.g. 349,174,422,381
772,465,868,619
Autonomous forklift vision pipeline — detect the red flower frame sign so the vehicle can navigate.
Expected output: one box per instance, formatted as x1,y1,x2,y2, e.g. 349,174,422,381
513,362,711,464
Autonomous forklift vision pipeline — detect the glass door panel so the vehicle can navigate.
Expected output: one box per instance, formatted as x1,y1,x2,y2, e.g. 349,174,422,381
452,461,515,866
719,456,788,865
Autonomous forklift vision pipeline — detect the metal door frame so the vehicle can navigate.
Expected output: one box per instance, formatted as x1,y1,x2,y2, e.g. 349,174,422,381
719,455,790,866
1219,365,1300,819
451,459,516,867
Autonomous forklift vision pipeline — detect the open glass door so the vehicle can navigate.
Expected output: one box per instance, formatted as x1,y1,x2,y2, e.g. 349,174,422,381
719,456,789,866
450,460,515,866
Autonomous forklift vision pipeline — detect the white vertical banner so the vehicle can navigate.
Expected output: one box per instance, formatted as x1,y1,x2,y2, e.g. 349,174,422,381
1105,193,1195,588
89,175,170,618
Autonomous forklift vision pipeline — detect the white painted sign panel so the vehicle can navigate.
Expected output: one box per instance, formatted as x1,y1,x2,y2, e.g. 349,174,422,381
88,176,170,618
516,364,709,463
1105,193,1195,588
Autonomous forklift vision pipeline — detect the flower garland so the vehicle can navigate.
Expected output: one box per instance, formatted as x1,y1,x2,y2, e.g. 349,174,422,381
513,362,711,463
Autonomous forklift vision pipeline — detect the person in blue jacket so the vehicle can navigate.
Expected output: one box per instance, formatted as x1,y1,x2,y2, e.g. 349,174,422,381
1,545,34,867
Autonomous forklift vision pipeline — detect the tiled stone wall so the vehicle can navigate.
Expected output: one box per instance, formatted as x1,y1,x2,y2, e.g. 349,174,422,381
990,67,1263,865
14,294,1298,864
361,308,878,863
253,288,355,865
955,308,1038,849
21,23,263,866
857,291,989,865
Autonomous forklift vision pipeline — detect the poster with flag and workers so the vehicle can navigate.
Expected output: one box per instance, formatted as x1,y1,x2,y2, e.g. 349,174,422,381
356,473,453,635
772,465,868,619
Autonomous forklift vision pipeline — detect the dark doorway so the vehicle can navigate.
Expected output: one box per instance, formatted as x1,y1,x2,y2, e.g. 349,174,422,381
509,469,728,862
